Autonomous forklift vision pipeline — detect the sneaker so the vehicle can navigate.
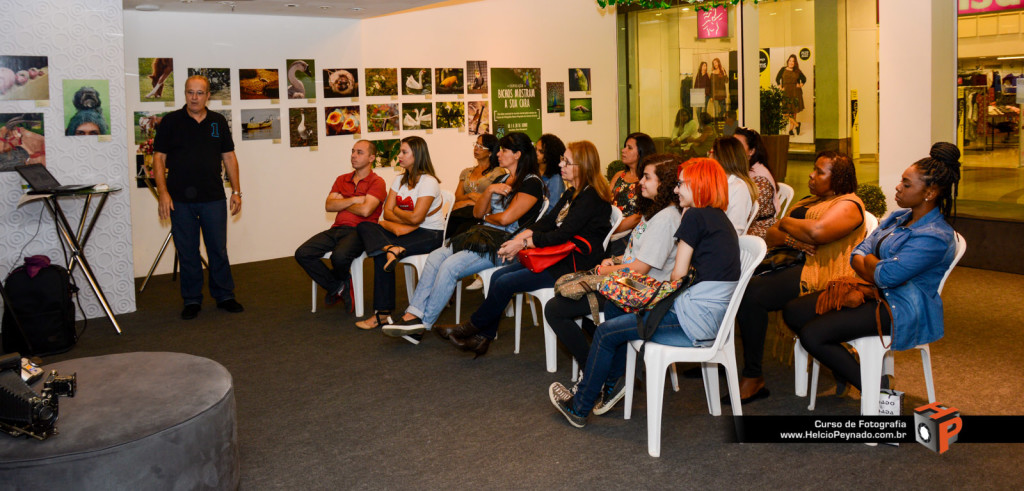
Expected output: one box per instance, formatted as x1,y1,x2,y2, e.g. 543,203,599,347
550,376,580,403
466,276,483,291
382,316,426,338
181,304,201,320
216,299,244,313
548,386,587,428
401,333,425,345
592,376,626,416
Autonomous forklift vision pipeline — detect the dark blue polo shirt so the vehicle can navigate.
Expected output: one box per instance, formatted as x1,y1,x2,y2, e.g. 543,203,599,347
153,105,235,202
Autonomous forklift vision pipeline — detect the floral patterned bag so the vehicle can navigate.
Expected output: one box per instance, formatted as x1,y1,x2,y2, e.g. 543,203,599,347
597,268,697,313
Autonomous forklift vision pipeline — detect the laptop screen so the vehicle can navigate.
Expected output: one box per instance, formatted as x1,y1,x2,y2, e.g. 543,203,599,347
15,164,62,191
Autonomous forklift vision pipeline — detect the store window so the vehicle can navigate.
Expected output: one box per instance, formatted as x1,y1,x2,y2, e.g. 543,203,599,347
956,4,1024,221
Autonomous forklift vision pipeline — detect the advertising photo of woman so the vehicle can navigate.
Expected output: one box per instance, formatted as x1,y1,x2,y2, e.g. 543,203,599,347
775,54,807,136
710,58,728,118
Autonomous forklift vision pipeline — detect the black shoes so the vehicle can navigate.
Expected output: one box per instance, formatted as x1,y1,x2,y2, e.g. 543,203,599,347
181,304,201,320
217,299,244,313
325,283,352,311
436,321,490,357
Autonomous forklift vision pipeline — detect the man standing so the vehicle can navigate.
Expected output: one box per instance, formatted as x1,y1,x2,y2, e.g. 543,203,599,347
153,75,243,320
295,140,386,310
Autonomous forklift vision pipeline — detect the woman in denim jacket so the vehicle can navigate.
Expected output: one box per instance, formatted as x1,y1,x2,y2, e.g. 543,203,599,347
783,142,962,394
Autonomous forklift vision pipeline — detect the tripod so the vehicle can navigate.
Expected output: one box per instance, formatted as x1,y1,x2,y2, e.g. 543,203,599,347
136,177,207,293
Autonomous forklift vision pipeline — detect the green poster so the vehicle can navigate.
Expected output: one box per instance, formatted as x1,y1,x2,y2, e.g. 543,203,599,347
490,68,542,141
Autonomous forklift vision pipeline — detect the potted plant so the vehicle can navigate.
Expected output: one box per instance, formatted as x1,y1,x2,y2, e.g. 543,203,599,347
856,183,888,220
760,85,792,182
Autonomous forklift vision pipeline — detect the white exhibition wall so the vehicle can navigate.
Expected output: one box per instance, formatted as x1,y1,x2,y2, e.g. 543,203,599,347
125,0,618,277
1,0,135,319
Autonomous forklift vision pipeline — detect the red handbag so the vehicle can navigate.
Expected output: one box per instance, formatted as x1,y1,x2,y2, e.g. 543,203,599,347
518,236,591,273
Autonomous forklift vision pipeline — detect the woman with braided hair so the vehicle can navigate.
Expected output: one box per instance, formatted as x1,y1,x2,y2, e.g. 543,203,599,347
782,142,962,395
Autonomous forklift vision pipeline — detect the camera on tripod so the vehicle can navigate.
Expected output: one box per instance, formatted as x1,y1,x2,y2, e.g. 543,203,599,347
0,352,76,440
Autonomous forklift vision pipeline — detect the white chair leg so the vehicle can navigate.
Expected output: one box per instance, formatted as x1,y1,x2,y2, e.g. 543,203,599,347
529,297,539,326
920,345,936,403
571,359,579,382
402,264,417,304
670,363,680,392
543,319,557,373
645,354,667,458
723,351,743,416
702,363,721,416
808,360,820,411
624,345,638,420
513,294,523,354
351,255,365,318
454,280,462,324
794,339,809,397
311,280,317,313
856,348,885,417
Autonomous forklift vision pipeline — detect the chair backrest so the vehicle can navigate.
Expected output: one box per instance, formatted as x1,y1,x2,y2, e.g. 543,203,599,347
439,189,456,241
775,183,795,219
937,232,966,295
863,211,879,235
605,206,624,249
741,201,759,235
706,236,767,352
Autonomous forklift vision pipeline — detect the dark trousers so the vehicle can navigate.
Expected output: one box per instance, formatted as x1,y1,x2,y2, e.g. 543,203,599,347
605,235,629,257
170,200,235,305
736,265,802,378
470,262,556,339
356,222,443,312
544,295,603,366
294,226,365,295
783,291,892,391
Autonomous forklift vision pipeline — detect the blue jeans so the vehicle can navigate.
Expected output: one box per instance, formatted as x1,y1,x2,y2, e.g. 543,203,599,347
571,306,695,415
406,246,495,328
470,261,555,339
356,222,443,312
170,200,235,305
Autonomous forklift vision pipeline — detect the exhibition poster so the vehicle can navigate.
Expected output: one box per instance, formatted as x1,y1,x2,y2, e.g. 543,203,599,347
490,68,542,141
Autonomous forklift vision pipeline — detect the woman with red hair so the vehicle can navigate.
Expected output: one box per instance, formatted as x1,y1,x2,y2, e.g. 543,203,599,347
548,158,743,428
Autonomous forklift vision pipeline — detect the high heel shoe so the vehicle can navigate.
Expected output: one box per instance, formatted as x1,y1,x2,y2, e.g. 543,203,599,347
355,310,391,330
452,334,491,358
796,122,802,135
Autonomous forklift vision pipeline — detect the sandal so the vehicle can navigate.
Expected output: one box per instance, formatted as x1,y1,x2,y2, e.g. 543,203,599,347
382,245,407,273
355,310,392,330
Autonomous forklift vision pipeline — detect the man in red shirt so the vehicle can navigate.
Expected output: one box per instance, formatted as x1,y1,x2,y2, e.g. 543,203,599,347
295,140,386,310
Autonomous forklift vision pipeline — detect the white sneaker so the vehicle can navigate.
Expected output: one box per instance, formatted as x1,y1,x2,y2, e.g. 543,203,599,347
466,276,483,290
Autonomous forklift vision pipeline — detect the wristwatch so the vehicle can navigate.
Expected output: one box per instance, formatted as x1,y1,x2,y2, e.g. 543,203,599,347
232,191,243,198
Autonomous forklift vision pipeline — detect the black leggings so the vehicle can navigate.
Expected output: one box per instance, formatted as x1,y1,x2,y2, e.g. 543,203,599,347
783,291,892,391
736,266,802,378
544,295,603,367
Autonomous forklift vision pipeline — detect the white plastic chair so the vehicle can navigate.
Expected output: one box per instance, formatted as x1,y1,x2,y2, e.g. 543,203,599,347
793,210,879,397
741,201,760,235
622,236,766,457
800,232,966,415
775,183,795,219
514,205,622,372
452,196,549,324
311,251,368,317
399,190,456,301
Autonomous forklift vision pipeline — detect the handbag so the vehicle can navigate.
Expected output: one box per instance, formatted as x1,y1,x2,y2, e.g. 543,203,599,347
597,268,696,314
754,246,805,276
554,267,606,321
450,224,510,263
517,236,591,274
814,276,894,349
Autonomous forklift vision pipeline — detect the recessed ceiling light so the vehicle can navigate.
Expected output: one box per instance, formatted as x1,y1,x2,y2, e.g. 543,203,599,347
136,4,160,11
319,5,329,9
285,3,299,7
180,0,195,3
351,6,363,11
795,8,803,11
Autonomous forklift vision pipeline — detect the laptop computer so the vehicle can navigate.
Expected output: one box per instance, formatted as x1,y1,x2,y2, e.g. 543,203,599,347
15,164,95,195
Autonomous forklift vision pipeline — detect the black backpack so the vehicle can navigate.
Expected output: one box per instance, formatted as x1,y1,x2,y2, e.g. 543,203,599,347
2,263,79,356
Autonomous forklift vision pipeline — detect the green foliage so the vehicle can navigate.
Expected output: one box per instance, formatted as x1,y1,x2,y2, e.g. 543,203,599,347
759,85,790,136
606,160,625,181
857,184,888,219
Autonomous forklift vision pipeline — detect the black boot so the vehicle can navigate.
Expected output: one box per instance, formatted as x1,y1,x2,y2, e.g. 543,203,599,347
451,334,491,358
435,320,477,340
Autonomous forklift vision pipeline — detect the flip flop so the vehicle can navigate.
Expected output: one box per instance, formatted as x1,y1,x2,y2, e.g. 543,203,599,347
382,245,407,273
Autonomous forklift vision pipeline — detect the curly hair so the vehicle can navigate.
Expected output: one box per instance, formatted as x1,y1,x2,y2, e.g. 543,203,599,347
915,142,962,219
636,154,683,220
816,150,857,195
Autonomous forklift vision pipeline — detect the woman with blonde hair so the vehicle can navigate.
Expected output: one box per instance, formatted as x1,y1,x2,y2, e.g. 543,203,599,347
436,140,614,357
710,137,757,235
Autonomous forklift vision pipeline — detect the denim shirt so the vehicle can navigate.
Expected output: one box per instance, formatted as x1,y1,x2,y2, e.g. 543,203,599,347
851,208,955,351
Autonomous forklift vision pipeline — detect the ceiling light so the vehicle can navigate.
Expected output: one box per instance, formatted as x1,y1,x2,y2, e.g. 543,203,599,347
319,5,329,9
795,8,803,11
136,4,160,11
996,55,1024,60
285,3,299,7
350,6,363,10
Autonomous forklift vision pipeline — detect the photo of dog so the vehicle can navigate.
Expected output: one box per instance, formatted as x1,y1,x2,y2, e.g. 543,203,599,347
63,79,110,136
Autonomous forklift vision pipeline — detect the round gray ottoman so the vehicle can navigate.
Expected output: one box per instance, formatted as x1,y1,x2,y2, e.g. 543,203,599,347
0,352,238,490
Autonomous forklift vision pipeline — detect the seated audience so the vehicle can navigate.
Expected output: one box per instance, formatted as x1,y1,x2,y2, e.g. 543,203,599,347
548,158,742,427
435,140,614,357
536,133,567,211
546,154,683,370
294,140,387,311
735,151,866,404
733,127,780,238
381,132,544,343
447,134,506,237
783,143,961,395
710,137,757,235
607,132,656,256
354,136,445,329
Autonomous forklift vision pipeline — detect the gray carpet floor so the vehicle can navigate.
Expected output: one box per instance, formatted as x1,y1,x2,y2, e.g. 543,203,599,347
46,259,1024,489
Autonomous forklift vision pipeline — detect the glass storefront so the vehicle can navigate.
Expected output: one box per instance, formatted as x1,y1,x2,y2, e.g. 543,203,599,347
957,5,1024,221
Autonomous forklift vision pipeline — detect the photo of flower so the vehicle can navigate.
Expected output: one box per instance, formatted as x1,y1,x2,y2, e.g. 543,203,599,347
325,106,360,136
365,68,398,97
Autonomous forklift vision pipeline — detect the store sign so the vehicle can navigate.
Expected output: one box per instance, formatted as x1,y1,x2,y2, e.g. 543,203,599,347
697,6,728,39
958,0,1024,15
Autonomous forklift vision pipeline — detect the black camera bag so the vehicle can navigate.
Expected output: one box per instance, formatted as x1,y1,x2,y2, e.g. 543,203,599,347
2,264,78,356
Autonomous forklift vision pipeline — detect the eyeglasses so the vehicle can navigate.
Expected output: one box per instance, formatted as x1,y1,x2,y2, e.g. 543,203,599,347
473,143,487,150
674,180,690,189
559,156,577,166
186,90,207,97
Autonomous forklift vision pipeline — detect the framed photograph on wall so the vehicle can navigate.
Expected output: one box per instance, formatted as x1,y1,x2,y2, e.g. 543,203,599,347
467,101,489,135
187,68,230,101
467,60,488,95
402,102,432,130
547,82,565,113
325,106,360,136
289,107,318,147
139,57,173,102
0,56,49,101
370,138,400,168
1,113,45,169
435,102,465,129
239,69,280,100
64,79,111,136
323,68,358,98
240,108,281,141
365,68,398,97
401,68,432,96
568,68,590,92
285,59,316,100
366,103,399,132
569,98,592,122
435,68,464,95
